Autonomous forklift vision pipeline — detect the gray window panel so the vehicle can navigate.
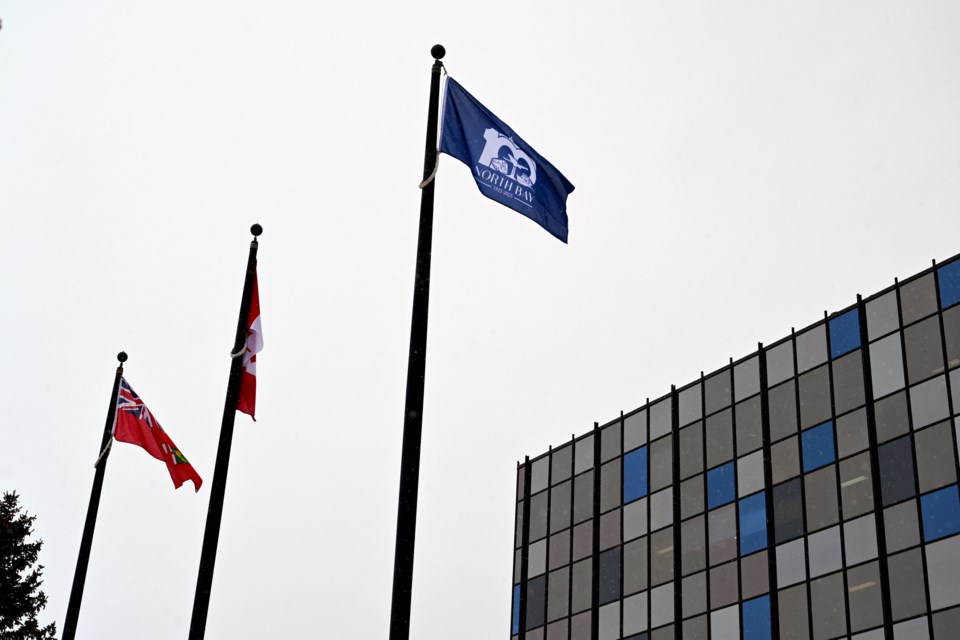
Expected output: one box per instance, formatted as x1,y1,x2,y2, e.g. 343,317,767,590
879,436,917,506
547,566,570,622
776,538,808,587
571,611,591,640
834,350,866,415
737,451,765,497
797,324,829,373
624,537,648,595
624,409,647,452
840,452,874,519
650,487,673,531
710,560,739,608
518,467,526,501
767,341,796,387
601,460,621,513
599,547,621,605
735,396,763,455
650,435,673,492
710,604,739,640
573,473,593,524
571,558,593,614
705,369,732,415
925,535,960,611
547,620,568,640
932,606,960,640
549,530,571,570
888,548,928,620
680,476,704,520
741,549,769,599
771,436,801,485
526,575,547,630
681,515,706,575
574,435,594,474
529,539,547,577
682,615,708,640
678,383,702,427
679,423,704,480
528,626,545,640
550,481,572,532
875,391,910,443
515,549,522,582
901,273,938,325
810,572,848,640
682,571,707,617
552,445,573,485
650,528,674,586
735,356,761,402
516,501,525,548
650,399,672,441
599,602,620,640
600,509,621,551
894,617,930,640
847,561,883,633
954,370,960,414
652,626,674,640
844,513,879,565
837,408,869,458
650,582,674,627
769,380,799,442
531,491,550,541
572,520,593,561
705,409,734,468
601,423,622,463
852,628,885,640
867,290,900,340
806,466,840,532
884,500,921,553
799,365,832,429
945,305,960,370
773,478,805,543
624,498,648,541
915,421,958,492
779,584,811,640
871,333,906,400
708,504,738,565
808,525,843,578
911,375,951,429
905,316,946,384
532,456,551,494
623,591,648,635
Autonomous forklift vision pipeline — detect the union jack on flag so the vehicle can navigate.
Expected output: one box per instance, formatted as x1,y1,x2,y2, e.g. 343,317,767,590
113,377,202,491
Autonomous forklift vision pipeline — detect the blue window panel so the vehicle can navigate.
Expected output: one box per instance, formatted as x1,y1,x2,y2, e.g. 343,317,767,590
707,462,736,510
511,584,520,635
921,484,960,542
739,492,768,555
940,260,960,309
801,421,836,472
742,595,772,640
623,446,648,504
829,309,861,358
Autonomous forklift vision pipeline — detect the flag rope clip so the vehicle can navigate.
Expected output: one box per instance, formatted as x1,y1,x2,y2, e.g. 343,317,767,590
94,438,113,469
418,158,439,189
230,345,248,358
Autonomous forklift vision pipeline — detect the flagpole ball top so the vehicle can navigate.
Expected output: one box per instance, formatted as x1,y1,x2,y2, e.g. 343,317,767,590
250,223,263,237
431,44,445,60
117,351,128,363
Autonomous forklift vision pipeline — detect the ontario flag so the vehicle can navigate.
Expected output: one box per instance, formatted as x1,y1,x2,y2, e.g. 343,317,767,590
113,378,203,492
236,272,262,419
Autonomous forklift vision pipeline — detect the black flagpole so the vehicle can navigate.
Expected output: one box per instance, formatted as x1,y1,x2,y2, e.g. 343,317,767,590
188,224,261,640
389,44,444,640
62,351,126,640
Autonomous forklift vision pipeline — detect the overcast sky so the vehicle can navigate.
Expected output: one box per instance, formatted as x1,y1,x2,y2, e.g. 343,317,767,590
3,2,960,638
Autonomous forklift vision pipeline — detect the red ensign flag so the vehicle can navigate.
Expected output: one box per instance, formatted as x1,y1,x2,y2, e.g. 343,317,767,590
236,273,263,419
113,378,202,491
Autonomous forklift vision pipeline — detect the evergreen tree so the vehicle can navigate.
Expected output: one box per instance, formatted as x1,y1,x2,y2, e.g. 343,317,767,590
0,492,56,640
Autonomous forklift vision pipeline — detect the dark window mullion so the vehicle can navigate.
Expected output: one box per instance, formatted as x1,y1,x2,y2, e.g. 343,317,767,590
758,342,781,638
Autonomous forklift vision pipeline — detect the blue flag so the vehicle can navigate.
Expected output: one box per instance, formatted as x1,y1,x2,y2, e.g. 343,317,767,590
439,78,574,243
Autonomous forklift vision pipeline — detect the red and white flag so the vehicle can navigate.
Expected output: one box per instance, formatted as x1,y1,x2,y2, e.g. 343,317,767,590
113,378,202,491
236,272,262,419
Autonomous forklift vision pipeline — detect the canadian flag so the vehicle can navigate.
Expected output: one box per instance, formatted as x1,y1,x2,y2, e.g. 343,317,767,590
236,273,263,419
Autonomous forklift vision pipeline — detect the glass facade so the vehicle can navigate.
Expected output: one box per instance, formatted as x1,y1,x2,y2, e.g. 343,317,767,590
511,255,960,640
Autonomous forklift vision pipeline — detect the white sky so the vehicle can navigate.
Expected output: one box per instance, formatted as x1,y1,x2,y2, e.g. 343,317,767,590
2,1,960,638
